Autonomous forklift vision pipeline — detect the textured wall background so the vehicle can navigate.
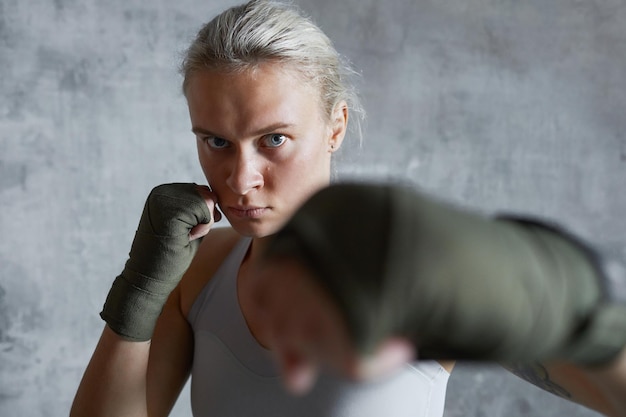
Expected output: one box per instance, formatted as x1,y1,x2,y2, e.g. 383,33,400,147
1,0,625,416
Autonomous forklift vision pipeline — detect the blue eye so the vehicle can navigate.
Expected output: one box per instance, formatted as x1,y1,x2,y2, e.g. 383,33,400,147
207,137,229,149
264,134,287,148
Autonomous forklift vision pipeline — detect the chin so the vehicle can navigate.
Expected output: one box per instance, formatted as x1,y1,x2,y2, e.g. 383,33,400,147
229,218,282,239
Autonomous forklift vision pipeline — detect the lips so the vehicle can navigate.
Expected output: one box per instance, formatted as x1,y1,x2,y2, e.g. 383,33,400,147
227,206,268,219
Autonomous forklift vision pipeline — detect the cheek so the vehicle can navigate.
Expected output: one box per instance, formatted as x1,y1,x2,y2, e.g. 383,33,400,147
196,145,223,188
196,146,212,177
273,145,331,201
278,144,327,177
289,128,331,167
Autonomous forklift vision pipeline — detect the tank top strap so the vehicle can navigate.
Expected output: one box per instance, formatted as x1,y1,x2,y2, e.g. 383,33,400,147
187,236,252,328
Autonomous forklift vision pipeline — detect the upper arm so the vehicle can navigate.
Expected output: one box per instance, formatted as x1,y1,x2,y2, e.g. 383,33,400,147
502,352,626,417
145,227,241,416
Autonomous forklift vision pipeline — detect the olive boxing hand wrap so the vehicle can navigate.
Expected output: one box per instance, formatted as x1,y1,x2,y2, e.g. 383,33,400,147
100,183,212,341
265,183,626,365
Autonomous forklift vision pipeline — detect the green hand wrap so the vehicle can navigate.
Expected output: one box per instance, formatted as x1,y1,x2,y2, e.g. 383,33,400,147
266,183,626,365
100,183,211,341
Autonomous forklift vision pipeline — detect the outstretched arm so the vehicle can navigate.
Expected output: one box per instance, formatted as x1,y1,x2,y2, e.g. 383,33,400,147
255,183,626,408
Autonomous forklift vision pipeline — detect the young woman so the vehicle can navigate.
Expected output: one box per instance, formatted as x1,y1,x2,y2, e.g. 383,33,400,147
71,2,450,416
70,1,626,416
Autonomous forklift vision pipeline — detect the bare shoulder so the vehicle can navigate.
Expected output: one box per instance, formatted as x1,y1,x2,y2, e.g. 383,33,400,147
179,226,242,316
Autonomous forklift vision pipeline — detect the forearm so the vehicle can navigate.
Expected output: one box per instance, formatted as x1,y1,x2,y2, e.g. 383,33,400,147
70,326,151,417
585,348,626,417
503,349,626,417
73,184,214,416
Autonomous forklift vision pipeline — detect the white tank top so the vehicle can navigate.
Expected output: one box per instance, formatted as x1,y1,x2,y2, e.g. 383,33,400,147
187,238,450,417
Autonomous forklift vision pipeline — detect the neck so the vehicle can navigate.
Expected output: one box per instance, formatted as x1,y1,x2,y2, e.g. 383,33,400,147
243,234,274,267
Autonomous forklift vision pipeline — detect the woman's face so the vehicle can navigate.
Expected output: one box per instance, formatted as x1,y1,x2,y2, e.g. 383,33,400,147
186,63,347,238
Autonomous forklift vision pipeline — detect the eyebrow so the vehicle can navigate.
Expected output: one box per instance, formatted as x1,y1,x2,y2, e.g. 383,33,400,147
191,126,219,137
191,123,295,138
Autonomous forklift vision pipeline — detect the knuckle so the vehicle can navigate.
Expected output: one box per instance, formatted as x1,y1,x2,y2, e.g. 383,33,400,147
143,183,213,235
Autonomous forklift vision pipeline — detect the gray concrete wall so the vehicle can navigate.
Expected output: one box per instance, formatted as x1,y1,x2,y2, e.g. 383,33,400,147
1,0,624,415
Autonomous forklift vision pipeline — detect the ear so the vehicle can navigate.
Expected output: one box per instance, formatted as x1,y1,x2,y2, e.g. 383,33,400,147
327,101,348,152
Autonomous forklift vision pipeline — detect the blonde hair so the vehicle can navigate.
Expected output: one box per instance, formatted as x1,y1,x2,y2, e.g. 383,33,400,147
180,0,364,138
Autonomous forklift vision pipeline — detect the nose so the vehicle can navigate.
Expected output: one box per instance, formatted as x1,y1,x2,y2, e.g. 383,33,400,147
225,150,264,195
